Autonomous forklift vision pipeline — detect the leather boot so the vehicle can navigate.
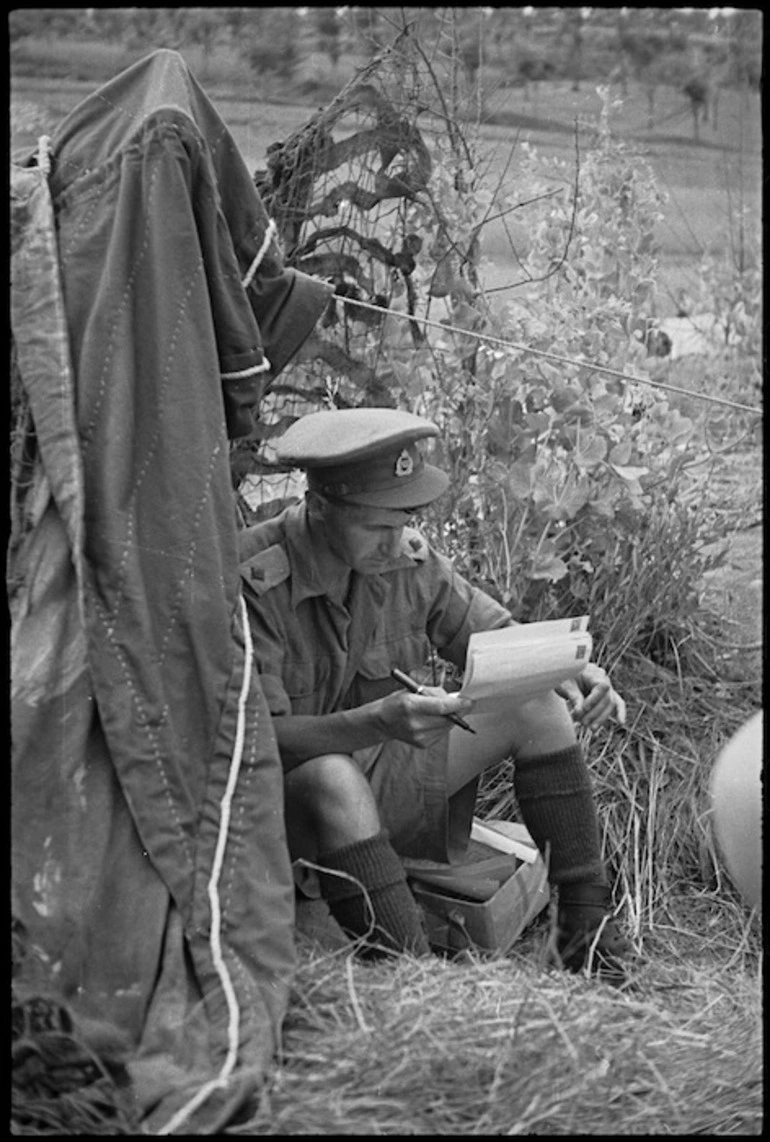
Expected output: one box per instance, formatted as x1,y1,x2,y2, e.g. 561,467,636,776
556,882,633,985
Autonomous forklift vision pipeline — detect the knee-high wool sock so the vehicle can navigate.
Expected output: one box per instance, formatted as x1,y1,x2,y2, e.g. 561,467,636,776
513,744,608,887
317,830,430,956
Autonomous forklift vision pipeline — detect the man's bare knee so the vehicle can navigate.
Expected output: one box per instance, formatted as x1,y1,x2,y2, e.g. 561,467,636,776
285,752,364,804
447,689,576,795
285,753,381,854
511,690,575,758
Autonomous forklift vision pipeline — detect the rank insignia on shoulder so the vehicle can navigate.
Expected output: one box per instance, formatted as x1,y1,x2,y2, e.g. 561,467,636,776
240,543,290,595
400,527,428,563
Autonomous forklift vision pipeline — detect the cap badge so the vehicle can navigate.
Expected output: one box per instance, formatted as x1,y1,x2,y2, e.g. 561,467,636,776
394,448,414,477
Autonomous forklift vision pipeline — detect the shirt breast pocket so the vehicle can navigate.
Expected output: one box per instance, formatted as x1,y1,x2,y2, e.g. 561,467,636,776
283,657,331,715
356,631,431,686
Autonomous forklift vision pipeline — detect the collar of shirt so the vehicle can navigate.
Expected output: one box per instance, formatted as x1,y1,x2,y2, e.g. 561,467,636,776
282,501,417,610
282,502,351,609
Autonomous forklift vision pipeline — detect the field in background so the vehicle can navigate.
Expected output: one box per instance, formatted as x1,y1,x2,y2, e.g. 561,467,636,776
11,55,762,665
11,59,761,316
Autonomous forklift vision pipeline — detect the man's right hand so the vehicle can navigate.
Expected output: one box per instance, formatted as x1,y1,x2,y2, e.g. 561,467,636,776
377,687,474,748
272,689,474,771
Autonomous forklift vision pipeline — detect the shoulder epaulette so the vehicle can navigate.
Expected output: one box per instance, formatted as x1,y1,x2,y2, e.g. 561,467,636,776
240,543,290,596
400,527,429,564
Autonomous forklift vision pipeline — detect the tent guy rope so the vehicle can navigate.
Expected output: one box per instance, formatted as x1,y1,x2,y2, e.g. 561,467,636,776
220,223,280,382
338,294,762,418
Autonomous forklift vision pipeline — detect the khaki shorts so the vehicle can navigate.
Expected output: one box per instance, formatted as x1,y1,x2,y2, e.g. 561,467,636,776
353,739,479,864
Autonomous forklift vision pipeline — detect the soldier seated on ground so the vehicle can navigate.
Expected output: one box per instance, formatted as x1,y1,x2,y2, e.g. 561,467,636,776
239,407,633,981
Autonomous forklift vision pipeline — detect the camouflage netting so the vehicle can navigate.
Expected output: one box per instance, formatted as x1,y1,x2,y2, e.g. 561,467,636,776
233,28,484,521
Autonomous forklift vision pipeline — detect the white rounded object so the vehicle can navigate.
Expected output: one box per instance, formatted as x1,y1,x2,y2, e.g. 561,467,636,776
709,710,763,910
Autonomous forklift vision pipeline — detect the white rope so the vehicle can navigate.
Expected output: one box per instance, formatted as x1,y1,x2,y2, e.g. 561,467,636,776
221,359,272,380
338,294,762,417
36,135,51,176
234,218,279,379
157,593,255,1135
242,218,278,290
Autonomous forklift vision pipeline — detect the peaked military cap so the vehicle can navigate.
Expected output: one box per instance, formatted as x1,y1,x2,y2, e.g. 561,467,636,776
275,407,450,509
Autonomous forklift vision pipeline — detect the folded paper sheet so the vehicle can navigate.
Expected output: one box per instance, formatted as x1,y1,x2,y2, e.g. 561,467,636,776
459,617,592,711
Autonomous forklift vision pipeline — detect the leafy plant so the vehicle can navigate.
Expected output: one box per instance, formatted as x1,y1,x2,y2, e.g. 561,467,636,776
392,91,721,653
250,71,751,679
234,47,760,917
690,210,762,424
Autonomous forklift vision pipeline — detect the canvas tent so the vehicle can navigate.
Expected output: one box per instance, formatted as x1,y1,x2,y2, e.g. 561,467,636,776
11,49,332,1133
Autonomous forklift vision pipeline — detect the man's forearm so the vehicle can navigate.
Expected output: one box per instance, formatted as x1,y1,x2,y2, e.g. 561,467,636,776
273,702,389,772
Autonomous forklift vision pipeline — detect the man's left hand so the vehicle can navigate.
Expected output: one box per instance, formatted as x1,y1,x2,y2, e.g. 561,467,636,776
556,664,627,729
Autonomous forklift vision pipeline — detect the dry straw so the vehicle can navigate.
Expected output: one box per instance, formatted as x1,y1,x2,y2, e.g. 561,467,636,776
225,642,762,1137
228,931,762,1136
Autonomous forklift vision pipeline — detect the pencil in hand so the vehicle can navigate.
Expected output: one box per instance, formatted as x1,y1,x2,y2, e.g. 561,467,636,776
390,667,476,734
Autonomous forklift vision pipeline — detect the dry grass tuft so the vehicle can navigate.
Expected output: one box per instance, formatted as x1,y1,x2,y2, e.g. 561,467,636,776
228,923,762,1136
227,633,762,1137
477,650,761,940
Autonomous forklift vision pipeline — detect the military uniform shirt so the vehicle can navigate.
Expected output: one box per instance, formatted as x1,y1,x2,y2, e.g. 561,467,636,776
239,501,512,731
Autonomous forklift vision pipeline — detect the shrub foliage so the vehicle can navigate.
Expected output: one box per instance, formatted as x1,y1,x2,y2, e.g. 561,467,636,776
241,41,761,914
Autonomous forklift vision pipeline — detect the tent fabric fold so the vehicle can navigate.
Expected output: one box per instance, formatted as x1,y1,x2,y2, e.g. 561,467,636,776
11,49,329,1132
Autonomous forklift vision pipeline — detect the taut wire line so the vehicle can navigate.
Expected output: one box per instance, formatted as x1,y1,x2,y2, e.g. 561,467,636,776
338,294,762,418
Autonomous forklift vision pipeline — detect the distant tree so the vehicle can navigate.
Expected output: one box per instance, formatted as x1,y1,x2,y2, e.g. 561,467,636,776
9,8,44,39
121,9,187,50
457,13,485,91
431,6,490,118
344,6,389,59
516,49,557,106
180,9,224,76
681,39,731,138
616,20,687,130
682,73,711,140
560,7,586,92
239,7,299,80
85,7,131,43
482,4,554,103
728,9,763,90
10,7,89,40
316,7,341,66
